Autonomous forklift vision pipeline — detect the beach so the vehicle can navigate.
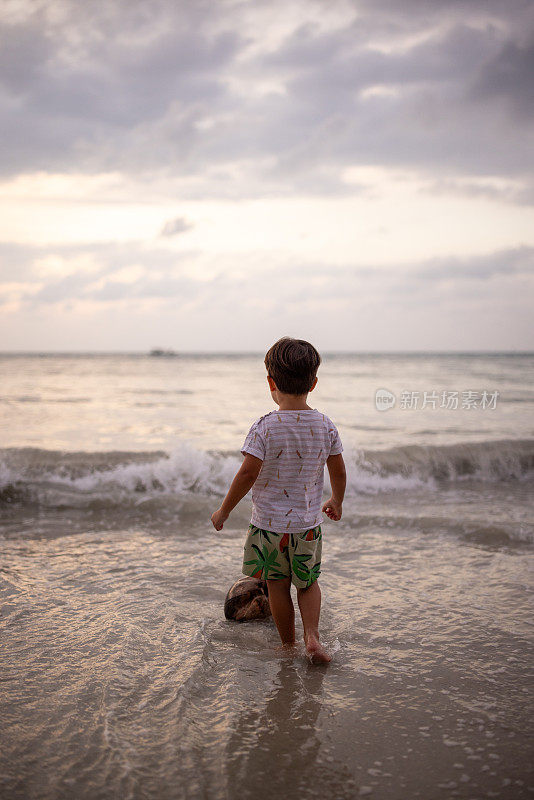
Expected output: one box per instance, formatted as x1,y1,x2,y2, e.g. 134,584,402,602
1,352,533,799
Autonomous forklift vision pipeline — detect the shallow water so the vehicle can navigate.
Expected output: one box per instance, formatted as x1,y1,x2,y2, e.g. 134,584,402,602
1,353,533,798
2,524,533,799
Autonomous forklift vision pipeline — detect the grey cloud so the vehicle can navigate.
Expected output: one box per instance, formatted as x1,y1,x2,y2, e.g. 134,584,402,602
412,246,534,282
0,239,196,291
160,217,194,236
265,20,494,86
470,38,534,118
0,0,533,197
0,0,244,175
29,28,240,127
356,0,532,23
287,248,534,302
2,240,532,311
0,13,51,94
32,272,92,304
257,18,534,187
422,177,534,205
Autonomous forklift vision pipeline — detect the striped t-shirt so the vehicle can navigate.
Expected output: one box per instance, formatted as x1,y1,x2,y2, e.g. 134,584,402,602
240,408,343,534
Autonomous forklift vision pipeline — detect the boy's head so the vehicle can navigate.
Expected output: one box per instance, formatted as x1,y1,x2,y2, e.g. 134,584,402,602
264,337,321,396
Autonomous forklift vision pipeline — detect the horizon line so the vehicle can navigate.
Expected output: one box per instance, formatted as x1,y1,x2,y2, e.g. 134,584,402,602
1,349,533,356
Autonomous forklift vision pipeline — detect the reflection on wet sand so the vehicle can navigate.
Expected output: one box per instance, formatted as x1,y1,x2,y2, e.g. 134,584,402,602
224,658,356,799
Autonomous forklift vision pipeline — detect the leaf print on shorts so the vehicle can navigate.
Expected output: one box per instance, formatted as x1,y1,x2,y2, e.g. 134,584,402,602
244,543,285,580
292,553,321,587
249,525,274,543
309,561,321,584
291,552,312,583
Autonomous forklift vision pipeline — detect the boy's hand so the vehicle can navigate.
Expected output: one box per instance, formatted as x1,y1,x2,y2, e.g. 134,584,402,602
322,497,342,521
211,508,228,531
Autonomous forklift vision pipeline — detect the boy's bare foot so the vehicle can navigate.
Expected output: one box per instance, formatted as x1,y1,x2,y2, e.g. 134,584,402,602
305,635,332,664
275,641,298,658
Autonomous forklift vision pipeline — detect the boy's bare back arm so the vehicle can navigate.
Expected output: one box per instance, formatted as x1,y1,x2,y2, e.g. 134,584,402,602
211,453,263,530
322,453,346,521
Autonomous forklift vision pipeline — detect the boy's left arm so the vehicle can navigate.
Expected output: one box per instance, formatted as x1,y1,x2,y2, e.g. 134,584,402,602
211,453,263,530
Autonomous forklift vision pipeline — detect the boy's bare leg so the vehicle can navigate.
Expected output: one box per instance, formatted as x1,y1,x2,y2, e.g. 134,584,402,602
297,581,332,663
266,577,295,646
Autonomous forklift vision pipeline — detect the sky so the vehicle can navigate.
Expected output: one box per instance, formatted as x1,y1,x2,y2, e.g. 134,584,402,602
1,0,533,352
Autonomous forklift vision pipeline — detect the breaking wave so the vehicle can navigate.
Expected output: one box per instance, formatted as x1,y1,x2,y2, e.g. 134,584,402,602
1,438,533,510
342,437,534,494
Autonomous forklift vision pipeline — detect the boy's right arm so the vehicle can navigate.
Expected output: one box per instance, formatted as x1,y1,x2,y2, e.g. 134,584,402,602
322,453,346,521
211,453,263,530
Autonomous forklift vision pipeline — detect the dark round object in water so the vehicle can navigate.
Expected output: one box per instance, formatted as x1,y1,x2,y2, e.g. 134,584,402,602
224,577,271,621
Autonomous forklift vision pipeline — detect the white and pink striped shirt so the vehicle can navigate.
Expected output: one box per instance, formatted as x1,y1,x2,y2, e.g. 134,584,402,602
240,408,343,533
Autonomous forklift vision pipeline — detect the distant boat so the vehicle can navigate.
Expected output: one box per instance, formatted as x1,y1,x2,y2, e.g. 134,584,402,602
149,348,179,357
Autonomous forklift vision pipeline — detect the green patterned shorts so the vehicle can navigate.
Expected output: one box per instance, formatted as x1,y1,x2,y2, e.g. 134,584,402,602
242,523,322,589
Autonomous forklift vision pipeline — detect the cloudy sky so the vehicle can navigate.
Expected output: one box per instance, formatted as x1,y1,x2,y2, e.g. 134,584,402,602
1,0,533,352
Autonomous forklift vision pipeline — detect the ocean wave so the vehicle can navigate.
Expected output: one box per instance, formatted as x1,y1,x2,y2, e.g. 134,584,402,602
0,444,241,508
342,438,534,495
1,438,533,511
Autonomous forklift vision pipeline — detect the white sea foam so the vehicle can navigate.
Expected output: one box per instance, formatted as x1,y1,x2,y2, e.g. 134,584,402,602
61,443,240,497
1,438,533,506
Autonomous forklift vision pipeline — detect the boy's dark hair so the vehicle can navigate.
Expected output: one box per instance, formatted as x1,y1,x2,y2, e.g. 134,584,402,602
264,337,321,396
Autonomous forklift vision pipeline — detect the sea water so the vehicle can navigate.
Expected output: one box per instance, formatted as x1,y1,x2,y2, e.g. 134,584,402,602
1,353,533,799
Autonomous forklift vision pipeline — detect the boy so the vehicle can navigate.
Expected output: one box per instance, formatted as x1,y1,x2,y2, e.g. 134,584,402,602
211,337,346,664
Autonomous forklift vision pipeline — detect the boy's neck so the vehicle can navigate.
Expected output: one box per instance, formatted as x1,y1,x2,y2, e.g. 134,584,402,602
276,393,313,411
